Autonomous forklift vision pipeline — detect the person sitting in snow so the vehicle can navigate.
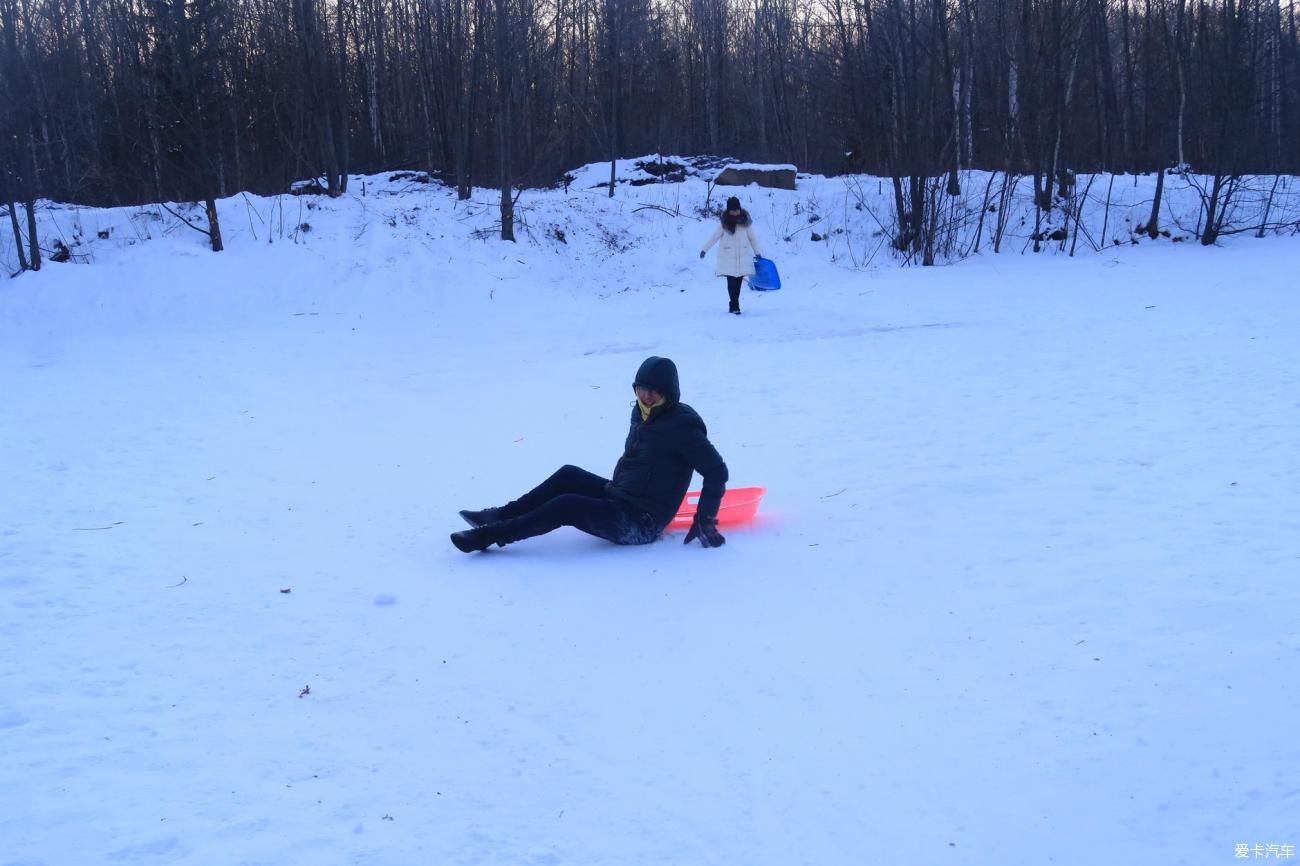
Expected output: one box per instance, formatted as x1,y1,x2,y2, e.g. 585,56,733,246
700,196,764,315
451,356,729,552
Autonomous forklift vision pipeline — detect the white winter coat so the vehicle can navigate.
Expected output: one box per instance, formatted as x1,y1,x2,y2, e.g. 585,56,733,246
701,218,764,277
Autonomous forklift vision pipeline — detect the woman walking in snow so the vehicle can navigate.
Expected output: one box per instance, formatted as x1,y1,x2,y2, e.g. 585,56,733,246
700,196,764,315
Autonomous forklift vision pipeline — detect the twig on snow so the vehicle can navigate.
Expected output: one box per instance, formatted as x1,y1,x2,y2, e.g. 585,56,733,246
158,201,213,240
633,204,683,218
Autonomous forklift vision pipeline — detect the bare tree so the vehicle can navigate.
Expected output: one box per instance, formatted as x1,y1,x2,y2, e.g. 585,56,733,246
494,0,516,240
294,0,347,195
144,0,229,250
1,0,40,269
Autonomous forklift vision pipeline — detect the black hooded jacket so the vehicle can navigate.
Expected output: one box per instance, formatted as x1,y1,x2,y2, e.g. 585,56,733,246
606,357,729,528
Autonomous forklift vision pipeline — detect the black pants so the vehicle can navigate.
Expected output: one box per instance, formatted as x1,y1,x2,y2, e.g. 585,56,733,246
725,275,744,311
490,465,661,545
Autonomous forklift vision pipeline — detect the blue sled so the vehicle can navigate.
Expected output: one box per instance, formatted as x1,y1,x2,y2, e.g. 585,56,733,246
749,256,782,291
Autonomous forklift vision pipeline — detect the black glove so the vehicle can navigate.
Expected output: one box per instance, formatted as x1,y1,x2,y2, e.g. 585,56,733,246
684,515,725,548
699,250,706,259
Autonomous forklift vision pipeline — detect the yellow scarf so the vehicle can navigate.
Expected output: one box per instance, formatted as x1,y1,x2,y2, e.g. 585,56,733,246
637,396,665,421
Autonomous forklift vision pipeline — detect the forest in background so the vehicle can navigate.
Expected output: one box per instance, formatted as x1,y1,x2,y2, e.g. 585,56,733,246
2,0,1298,264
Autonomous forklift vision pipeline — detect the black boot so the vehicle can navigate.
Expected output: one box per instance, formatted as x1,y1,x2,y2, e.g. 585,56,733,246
726,276,743,313
452,512,543,552
450,527,495,553
459,507,505,528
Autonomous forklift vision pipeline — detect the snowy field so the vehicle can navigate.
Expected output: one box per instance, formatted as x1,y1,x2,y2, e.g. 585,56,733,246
2,162,1299,865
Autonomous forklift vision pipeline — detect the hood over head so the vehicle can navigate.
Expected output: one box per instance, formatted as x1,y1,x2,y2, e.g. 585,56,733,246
633,356,681,404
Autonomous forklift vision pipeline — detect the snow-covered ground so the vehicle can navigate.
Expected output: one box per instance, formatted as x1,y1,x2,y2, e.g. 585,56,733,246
2,162,1298,865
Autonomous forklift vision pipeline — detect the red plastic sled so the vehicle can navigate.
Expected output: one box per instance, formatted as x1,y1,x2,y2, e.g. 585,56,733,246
668,486,766,531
